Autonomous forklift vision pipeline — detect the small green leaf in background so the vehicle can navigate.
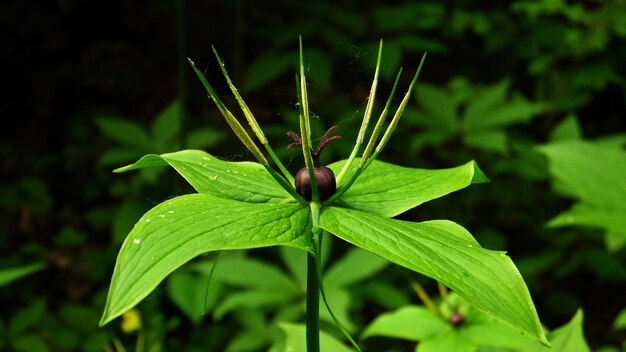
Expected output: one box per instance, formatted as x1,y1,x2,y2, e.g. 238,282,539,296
167,268,222,324
95,116,153,150
613,306,626,330
539,139,626,250
362,306,448,341
0,262,46,287
523,308,589,352
10,298,46,336
549,114,582,142
152,99,182,151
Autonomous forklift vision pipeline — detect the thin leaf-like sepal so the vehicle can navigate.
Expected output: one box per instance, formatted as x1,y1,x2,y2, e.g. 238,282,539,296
319,206,548,345
210,47,294,184
100,193,313,326
296,39,320,202
187,58,268,165
368,52,427,165
336,40,383,183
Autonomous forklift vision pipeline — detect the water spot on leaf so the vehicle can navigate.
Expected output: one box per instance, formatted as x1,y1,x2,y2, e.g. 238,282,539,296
202,157,211,161
133,239,141,245
210,175,218,181
159,214,165,218
167,210,175,214
145,218,152,223
468,244,473,248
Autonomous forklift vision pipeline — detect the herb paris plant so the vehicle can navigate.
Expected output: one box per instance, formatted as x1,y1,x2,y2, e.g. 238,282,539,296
99,40,548,348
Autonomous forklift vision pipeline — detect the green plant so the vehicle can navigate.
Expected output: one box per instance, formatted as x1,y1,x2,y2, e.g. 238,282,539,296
99,40,547,351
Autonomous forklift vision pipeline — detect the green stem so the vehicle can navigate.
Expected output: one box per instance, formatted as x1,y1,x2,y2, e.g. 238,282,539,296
306,248,320,352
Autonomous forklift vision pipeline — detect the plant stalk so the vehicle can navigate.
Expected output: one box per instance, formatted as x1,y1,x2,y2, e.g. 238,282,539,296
306,247,320,352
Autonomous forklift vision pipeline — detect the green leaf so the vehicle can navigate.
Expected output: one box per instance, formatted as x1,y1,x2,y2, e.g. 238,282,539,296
185,127,225,150
465,100,544,132
522,309,589,352
549,114,582,142
212,256,301,294
0,262,46,287
114,150,292,203
152,99,182,150
547,203,626,236
243,51,295,93
538,140,626,207
463,309,535,349
612,306,626,330
100,193,312,325
463,80,510,125
94,116,152,150
12,334,50,352
415,84,457,133
323,247,388,287
320,207,547,344
418,328,475,352
362,305,448,341
214,290,298,319
10,298,46,336
270,323,353,352
463,130,508,154
539,140,626,242
328,159,487,217
167,269,220,324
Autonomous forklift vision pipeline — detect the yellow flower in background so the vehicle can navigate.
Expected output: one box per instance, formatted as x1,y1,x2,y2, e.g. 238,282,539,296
121,309,142,333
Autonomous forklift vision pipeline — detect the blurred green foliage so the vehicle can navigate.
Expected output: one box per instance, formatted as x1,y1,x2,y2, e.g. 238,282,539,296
2,0,625,350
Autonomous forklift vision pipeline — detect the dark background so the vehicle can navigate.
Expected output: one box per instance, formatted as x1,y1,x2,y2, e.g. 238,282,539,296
2,0,626,351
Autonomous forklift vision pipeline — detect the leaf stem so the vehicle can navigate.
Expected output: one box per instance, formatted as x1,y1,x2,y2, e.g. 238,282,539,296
412,281,440,315
306,249,320,352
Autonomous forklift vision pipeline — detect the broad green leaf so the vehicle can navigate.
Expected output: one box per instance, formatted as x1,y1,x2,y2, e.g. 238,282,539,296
323,247,388,287
418,328,475,352
270,323,353,352
100,193,312,325
94,116,152,150
362,305,447,341
523,309,589,352
152,99,182,150
0,262,46,287
212,256,301,294
328,159,487,217
115,150,292,203
320,206,547,344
